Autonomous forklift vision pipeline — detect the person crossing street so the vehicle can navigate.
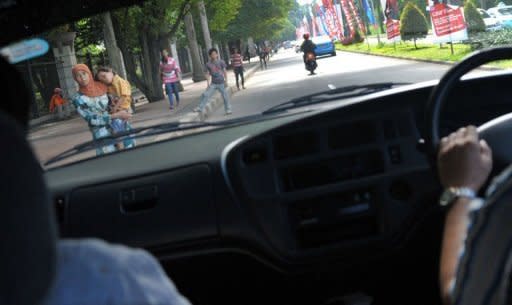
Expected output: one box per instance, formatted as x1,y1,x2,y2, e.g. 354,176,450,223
194,48,232,117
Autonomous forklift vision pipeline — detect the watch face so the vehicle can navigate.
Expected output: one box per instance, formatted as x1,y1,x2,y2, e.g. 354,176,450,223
440,189,456,207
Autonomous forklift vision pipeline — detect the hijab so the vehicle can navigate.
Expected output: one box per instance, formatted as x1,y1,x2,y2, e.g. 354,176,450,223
72,64,107,97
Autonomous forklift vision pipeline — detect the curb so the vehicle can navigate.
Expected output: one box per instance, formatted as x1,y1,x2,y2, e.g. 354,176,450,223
336,48,502,71
179,64,261,123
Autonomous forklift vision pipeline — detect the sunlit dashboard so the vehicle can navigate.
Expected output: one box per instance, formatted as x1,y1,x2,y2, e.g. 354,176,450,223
45,72,512,270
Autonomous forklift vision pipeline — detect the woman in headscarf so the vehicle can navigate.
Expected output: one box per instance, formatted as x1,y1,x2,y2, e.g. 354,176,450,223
71,64,131,156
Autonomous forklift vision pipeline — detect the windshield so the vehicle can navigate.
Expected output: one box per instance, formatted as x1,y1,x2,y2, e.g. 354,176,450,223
3,0,509,168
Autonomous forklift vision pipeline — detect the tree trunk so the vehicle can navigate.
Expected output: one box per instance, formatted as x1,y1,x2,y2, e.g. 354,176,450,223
111,12,152,99
198,1,213,51
103,12,127,79
414,38,417,49
184,12,206,82
140,31,165,102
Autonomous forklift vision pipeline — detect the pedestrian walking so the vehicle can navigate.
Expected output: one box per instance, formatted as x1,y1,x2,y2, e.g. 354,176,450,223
95,66,136,150
160,49,181,110
258,44,267,70
194,48,232,117
49,88,70,119
245,46,251,63
230,48,245,90
71,64,131,156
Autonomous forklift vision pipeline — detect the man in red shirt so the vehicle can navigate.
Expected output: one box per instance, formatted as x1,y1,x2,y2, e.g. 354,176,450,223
230,48,245,90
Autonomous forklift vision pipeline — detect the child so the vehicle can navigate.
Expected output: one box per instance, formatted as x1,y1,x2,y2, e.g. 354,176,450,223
160,50,181,110
49,88,68,119
96,67,136,150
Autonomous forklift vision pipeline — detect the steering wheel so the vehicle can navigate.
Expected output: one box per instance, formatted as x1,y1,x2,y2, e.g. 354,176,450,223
427,47,512,171
427,47,512,305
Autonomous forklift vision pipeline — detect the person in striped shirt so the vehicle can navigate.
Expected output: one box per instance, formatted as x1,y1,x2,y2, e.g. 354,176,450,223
230,48,245,90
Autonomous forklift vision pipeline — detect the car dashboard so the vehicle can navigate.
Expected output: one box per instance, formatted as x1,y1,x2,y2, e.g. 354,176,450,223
43,72,512,305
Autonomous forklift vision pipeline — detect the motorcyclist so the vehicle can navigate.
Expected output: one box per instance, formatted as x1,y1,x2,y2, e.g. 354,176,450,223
300,33,317,72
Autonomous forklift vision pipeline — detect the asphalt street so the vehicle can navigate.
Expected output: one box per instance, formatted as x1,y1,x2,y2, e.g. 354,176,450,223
208,49,454,121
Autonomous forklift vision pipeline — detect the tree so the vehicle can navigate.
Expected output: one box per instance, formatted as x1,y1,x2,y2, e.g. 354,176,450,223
111,0,193,102
465,0,486,33
109,0,242,101
220,0,294,41
400,2,429,49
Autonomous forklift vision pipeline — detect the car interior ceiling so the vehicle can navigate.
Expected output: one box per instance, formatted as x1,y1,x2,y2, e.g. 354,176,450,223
7,1,512,305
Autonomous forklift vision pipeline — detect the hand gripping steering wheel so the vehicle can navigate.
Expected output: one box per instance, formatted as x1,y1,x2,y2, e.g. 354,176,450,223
427,47,512,305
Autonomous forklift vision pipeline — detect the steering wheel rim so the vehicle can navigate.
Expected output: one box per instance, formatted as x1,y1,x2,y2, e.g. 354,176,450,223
426,47,512,157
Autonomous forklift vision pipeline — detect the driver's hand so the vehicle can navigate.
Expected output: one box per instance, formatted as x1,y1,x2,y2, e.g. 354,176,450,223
438,126,493,192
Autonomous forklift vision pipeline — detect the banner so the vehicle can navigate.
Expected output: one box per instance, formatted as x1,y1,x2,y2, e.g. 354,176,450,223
362,0,376,25
341,0,357,37
322,0,344,40
295,0,367,44
386,19,401,40
348,0,367,35
315,10,329,36
309,5,319,37
381,0,401,41
430,3,468,43
335,2,347,38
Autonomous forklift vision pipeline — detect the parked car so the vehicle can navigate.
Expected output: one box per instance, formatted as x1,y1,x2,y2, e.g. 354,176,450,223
478,8,503,31
312,35,337,57
487,5,512,28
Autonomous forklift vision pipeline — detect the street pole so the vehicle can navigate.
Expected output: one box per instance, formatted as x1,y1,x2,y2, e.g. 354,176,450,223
184,10,206,82
26,60,40,118
198,1,213,51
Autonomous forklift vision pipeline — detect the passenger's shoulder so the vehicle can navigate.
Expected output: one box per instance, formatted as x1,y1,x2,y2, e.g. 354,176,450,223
48,239,191,305
59,239,153,267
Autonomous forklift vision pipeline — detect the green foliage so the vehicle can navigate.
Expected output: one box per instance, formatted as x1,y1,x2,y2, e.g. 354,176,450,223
400,2,428,45
206,0,243,32
73,15,105,52
277,19,297,41
221,0,294,40
464,0,486,33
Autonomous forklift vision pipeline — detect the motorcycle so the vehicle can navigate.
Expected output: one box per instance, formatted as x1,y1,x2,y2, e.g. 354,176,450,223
305,52,317,75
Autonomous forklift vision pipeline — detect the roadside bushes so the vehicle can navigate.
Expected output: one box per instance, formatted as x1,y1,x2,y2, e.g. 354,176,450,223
468,28,512,49
400,2,429,48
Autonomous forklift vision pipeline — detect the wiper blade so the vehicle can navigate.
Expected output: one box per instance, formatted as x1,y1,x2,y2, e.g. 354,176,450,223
44,113,281,167
262,82,408,115
43,120,218,167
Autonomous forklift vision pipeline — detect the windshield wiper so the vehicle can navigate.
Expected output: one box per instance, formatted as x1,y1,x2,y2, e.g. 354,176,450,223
262,82,408,115
43,119,244,167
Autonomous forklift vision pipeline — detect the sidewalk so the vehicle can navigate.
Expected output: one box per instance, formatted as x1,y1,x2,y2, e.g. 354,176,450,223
29,60,261,164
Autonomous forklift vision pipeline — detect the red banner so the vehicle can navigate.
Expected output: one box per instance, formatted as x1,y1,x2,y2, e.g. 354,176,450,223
386,19,400,40
340,0,357,37
322,0,344,40
430,3,466,36
348,0,367,35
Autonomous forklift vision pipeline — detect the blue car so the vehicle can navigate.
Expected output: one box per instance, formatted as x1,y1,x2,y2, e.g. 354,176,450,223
312,35,337,57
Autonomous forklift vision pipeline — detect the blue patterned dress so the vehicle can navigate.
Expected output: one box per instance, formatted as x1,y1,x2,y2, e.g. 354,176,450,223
72,93,116,155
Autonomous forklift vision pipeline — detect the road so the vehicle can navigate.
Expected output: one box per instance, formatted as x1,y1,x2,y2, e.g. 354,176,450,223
208,49,454,120
31,49,489,167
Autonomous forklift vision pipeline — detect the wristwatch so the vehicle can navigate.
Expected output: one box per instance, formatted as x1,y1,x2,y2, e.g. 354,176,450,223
439,187,477,208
